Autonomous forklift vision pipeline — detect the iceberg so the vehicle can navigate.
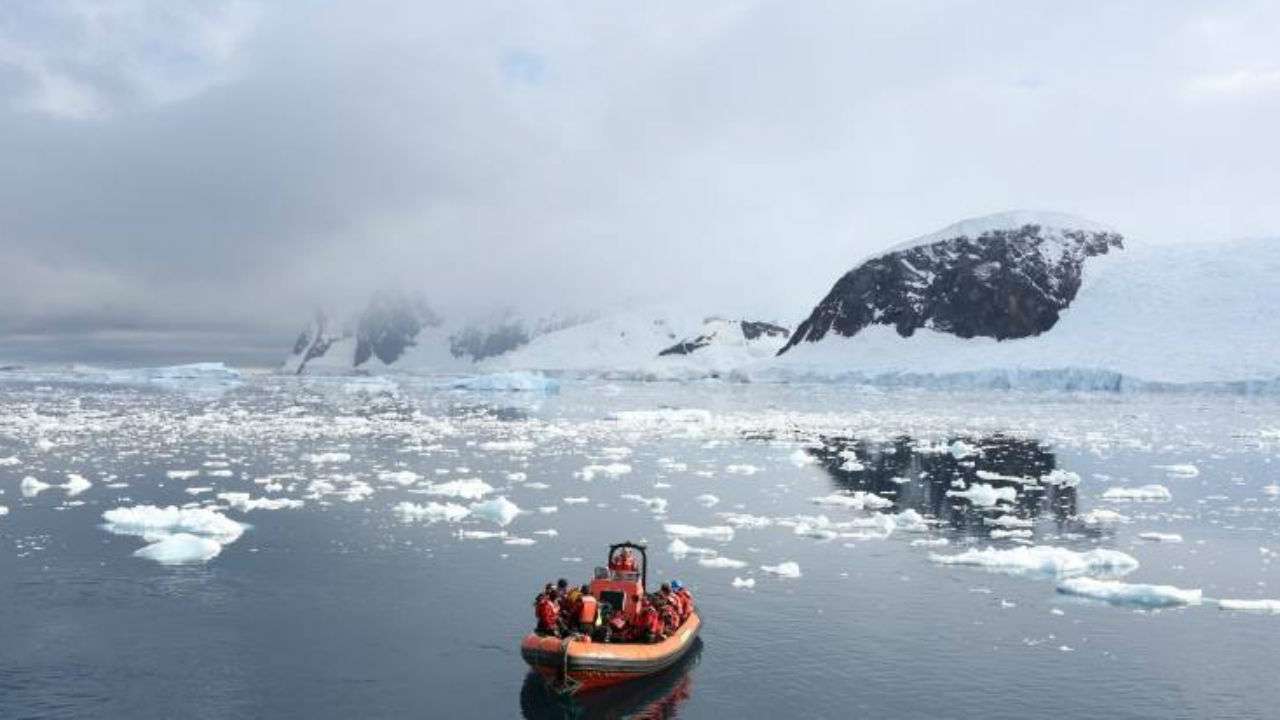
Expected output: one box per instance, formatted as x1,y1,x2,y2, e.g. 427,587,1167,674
133,533,223,565
1057,577,1202,608
451,372,559,393
1102,485,1172,502
929,545,1139,579
470,496,522,526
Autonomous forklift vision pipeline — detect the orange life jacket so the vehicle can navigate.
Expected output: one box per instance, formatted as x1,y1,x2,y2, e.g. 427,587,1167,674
579,595,599,625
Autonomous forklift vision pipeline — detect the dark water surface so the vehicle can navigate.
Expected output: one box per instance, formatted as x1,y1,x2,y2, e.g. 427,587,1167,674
1,373,1278,719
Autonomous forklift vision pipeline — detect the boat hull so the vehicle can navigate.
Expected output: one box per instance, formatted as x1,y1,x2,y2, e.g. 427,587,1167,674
520,612,702,693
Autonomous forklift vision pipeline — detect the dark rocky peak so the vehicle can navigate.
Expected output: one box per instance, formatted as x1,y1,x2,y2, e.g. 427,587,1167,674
779,212,1122,354
353,291,442,366
659,317,791,357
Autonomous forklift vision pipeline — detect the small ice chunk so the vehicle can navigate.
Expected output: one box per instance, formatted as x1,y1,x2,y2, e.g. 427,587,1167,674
1079,508,1129,526
620,494,668,514
218,493,304,512
394,501,470,523
426,478,493,500
1262,484,1280,497
63,474,92,497
760,561,801,578
949,440,979,459
719,512,773,529
695,494,720,507
563,496,590,504
452,372,558,392
307,452,352,464
0,456,19,466
991,529,1033,540
479,440,536,452
725,464,761,475
1041,469,1081,487
1153,464,1200,478
663,523,734,541
0,505,8,516
378,471,421,486
577,463,632,481
470,496,522,526
1102,485,1172,502
503,537,537,546
732,577,756,589
1218,598,1280,614
507,472,528,482
947,483,1015,507
1057,577,1201,607
133,533,223,565
811,492,892,510
1138,532,1183,543
789,449,816,466
668,538,716,558
911,537,949,547
929,545,1139,578
101,505,245,544
985,515,1034,529
20,476,50,497
699,556,748,569
166,470,200,480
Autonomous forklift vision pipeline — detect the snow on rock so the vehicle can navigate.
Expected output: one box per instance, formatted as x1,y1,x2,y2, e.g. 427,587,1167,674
1138,532,1183,543
760,561,802,578
132,533,223,565
929,545,1139,579
946,483,1016,507
664,523,734,542
470,496,522,526
1057,577,1202,608
1218,598,1280,614
1102,485,1172,502
394,501,470,523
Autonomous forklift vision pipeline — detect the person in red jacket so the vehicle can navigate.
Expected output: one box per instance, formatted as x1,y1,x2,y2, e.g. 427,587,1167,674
671,580,693,619
534,584,562,637
638,595,664,643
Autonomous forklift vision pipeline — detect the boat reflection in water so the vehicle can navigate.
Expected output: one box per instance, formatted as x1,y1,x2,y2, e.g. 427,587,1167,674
520,639,702,720
808,434,1081,534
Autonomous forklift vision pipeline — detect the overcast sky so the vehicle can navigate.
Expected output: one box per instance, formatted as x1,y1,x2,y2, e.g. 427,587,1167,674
1,1,1277,364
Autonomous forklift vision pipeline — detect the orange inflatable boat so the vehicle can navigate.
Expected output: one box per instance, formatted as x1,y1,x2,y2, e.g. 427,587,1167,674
521,542,702,694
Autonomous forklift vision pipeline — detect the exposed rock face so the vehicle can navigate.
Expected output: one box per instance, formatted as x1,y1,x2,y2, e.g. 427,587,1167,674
289,311,338,375
448,314,587,362
659,318,790,356
353,292,441,366
780,216,1123,354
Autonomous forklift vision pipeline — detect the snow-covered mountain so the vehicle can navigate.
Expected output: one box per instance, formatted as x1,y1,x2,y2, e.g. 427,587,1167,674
772,211,1280,388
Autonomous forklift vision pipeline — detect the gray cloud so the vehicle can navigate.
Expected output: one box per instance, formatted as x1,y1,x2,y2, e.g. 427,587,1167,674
1,1,1278,364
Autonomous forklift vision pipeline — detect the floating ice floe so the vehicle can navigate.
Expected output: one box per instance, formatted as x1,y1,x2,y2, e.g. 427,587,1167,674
470,496,522,526
20,476,50,497
949,440,980,459
458,530,507,540
911,537,950,547
0,456,19,466
946,483,1016,507
1263,484,1280,497
663,523,734,541
718,512,773,529
0,505,8,517
63,474,92,497
503,537,537,546
668,538,716,558
811,492,892,510
451,372,559,393
1056,577,1202,608
1154,464,1200,478
133,533,223,565
508,472,528,482
725,464,761,475
1102,485,1172,502
426,478,493,500
166,470,200,480
1138,532,1183,543
620,494,668,514
307,452,351,464
760,561,801,578
991,529,1033,540
789,449,817,467
985,515,1034,529
1217,598,1280,614
976,470,1034,484
218,493,303,512
1078,508,1129,526
479,440,536,453
699,556,748,569
577,463,632,481
1041,469,1082,487
929,545,1139,579
563,496,590,504
732,577,756,589
102,505,245,544
378,470,421,486
695,494,720,507
394,501,470,523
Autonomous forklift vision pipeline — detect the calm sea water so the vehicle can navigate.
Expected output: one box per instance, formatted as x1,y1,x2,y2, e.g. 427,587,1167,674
1,373,1277,719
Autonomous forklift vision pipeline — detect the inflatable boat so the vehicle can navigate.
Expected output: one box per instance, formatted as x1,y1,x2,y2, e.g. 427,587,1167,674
521,542,702,694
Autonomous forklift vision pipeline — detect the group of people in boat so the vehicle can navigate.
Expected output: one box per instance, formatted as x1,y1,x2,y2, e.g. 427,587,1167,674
532,547,695,644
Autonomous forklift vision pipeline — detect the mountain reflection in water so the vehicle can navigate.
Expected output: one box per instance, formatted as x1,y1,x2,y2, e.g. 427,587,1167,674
808,435,1078,533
